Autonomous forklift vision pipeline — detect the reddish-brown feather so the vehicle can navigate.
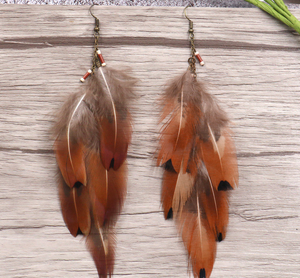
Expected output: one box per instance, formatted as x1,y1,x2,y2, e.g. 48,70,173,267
87,151,108,227
157,111,181,167
199,189,229,240
58,177,79,237
75,184,91,236
214,190,229,240
99,117,115,170
58,173,91,237
161,170,178,219
179,211,216,278
86,225,114,278
159,98,177,123
170,109,198,173
199,191,218,236
157,107,199,173
113,116,132,171
55,138,86,188
100,114,132,171
199,139,223,191
221,129,239,189
200,127,239,191
106,163,127,225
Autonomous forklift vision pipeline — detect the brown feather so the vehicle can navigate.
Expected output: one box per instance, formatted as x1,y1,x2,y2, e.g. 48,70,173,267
58,174,79,237
179,210,216,278
199,138,223,191
53,66,136,277
100,113,132,171
195,170,229,241
221,128,239,189
157,70,238,277
86,223,116,278
58,171,91,237
161,168,178,219
106,163,127,225
200,126,238,191
87,150,108,227
55,138,87,188
74,182,91,236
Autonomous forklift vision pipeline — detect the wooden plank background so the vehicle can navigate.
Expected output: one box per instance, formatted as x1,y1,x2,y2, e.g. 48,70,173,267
0,5,299,277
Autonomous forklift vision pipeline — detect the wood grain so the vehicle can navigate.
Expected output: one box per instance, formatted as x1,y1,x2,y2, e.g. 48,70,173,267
0,5,299,277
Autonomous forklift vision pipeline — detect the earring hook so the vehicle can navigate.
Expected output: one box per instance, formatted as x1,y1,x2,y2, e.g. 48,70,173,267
184,4,192,22
89,4,100,33
184,3,204,75
89,4,98,20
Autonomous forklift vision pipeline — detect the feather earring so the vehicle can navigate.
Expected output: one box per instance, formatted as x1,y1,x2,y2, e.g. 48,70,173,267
157,6,238,278
53,5,136,277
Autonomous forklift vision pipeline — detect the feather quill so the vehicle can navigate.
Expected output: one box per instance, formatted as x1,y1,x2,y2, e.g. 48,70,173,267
53,66,136,277
157,70,238,278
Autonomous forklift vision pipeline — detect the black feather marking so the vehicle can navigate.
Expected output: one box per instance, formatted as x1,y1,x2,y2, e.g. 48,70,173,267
74,181,83,189
77,228,83,235
109,158,115,169
166,208,173,220
218,181,233,191
199,268,206,278
163,159,176,173
217,232,223,242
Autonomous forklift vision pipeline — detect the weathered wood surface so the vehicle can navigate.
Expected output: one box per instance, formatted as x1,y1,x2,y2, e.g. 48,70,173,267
0,5,299,277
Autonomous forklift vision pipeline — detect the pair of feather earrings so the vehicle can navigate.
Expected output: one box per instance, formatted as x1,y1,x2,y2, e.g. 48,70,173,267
53,5,238,278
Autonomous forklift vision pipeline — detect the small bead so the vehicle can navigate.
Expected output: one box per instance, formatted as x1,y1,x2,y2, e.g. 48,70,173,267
195,51,205,66
80,69,92,82
97,49,106,67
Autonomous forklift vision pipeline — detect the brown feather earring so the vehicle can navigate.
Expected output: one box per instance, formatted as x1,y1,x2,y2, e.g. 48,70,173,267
53,5,136,277
157,6,238,278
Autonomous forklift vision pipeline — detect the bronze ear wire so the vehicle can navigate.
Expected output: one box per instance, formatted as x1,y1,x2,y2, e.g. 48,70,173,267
80,4,106,82
184,4,205,76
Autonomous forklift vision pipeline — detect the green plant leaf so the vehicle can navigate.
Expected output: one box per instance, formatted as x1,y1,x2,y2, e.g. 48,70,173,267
244,0,300,34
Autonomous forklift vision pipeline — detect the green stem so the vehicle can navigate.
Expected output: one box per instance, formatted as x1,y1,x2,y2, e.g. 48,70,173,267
244,0,300,34
264,0,290,19
273,0,291,16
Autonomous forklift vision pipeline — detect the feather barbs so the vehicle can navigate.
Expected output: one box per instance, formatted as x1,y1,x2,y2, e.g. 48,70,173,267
200,126,239,191
157,70,238,189
157,70,238,278
53,66,136,277
54,138,87,188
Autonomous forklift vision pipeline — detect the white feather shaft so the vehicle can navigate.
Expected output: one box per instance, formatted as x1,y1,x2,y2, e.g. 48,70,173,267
66,93,86,180
95,219,108,257
174,89,184,148
100,67,118,149
207,123,224,174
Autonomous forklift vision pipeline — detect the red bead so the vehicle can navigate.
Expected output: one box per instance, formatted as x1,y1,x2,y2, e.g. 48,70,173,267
80,69,92,82
195,52,204,66
97,50,106,66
